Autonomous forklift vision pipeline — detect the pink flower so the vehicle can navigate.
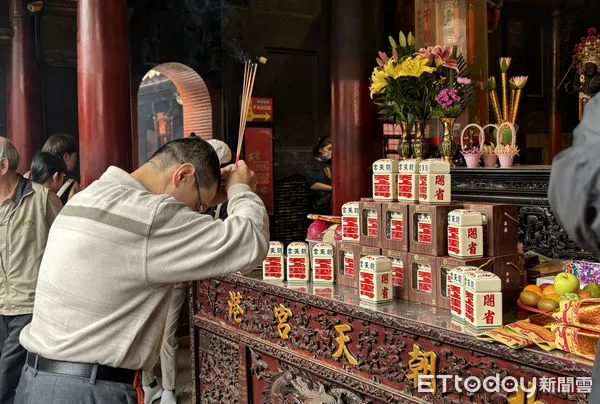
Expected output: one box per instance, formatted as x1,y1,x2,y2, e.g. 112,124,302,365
418,46,435,59
431,46,459,71
457,77,471,85
376,51,389,67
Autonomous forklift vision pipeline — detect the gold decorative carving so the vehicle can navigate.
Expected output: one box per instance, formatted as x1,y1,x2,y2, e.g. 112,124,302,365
273,303,293,340
406,343,437,394
332,324,358,366
227,291,244,323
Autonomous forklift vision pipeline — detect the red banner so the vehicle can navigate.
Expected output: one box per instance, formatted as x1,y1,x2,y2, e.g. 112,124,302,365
245,127,274,214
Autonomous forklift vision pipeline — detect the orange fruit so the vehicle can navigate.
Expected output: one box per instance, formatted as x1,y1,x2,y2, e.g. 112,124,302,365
544,293,560,303
543,285,557,296
523,285,543,298
579,290,593,299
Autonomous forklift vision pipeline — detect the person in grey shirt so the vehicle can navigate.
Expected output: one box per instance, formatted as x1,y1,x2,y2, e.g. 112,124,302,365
549,93,600,404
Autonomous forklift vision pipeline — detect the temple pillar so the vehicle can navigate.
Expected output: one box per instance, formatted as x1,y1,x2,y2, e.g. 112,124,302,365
7,0,41,172
77,0,131,186
330,0,382,215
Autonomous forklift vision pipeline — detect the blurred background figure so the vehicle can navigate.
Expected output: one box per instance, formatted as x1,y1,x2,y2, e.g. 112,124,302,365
29,152,67,195
41,134,81,204
304,136,332,215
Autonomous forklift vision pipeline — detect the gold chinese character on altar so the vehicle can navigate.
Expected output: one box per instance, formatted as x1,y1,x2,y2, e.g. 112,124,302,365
273,304,293,340
227,291,244,323
407,344,437,394
332,324,358,366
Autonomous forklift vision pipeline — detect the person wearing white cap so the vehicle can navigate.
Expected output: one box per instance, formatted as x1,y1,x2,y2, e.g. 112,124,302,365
142,136,233,404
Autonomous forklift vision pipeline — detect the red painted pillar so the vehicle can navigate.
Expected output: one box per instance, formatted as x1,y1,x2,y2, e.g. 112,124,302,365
330,0,382,215
7,0,42,173
77,0,131,186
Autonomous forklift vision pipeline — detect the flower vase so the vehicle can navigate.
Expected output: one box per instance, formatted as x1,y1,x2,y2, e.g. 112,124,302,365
398,121,411,160
412,120,429,159
482,154,497,168
439,118,458,166
498,154,514,168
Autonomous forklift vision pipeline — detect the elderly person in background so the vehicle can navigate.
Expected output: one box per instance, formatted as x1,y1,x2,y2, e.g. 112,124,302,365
29,152,67,195
0,139,62,404
549,93,600,403
16,136,268,403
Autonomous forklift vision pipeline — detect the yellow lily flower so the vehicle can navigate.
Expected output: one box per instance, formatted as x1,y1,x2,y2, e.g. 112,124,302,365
395,55,436,78
369,68,388,98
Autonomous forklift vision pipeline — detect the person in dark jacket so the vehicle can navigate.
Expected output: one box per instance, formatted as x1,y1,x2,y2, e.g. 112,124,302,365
304,136,332,215
549,93,600,404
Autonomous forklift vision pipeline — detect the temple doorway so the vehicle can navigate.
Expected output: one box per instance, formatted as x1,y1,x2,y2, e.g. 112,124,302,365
136,62,212,164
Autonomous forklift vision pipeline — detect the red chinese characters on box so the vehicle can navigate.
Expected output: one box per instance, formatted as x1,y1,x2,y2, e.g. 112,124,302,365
342,202,360,242
447,266,479,321
372,159,398,201
391,258,404,287
463,270,503,328
416,264,433,293
389,212,404,241
417,213,432,244
366,209,379,238
359,255,393,303
397,159,419,202
344,252,354,276
262,241,285,281
312,243,334,284
447,210,484,258
418,160,451,204
286,242,310,282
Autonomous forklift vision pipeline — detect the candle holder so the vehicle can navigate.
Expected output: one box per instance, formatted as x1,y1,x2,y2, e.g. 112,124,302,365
412,120,429,159
398,121,412,160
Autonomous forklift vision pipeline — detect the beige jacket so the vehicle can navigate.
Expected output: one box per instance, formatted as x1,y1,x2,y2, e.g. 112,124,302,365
0,177,62,315
20,166,268,370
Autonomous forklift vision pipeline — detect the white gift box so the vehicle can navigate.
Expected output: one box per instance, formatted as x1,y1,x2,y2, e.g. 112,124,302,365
312,243,335,284
415,263,433,294
341,201,360,242
343,251,355,277
390,257,405,287
359,255,393,303
366,209,379,238
388,211,404,241
397,159,419,202
416,213,433,245
447,210,484,258
418,159,451,204
419,174,451,203
263,241,285,280
447,266,480,320
286,242,310,283
372,159,399,201
463,270,503,328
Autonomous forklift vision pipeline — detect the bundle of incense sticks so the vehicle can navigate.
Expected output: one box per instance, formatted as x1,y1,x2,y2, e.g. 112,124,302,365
235,56,267,165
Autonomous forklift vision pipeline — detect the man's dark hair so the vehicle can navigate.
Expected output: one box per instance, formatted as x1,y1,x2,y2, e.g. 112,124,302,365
30,152,67,184
312,136,332,157
149,135,221,189
42,133,78,158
